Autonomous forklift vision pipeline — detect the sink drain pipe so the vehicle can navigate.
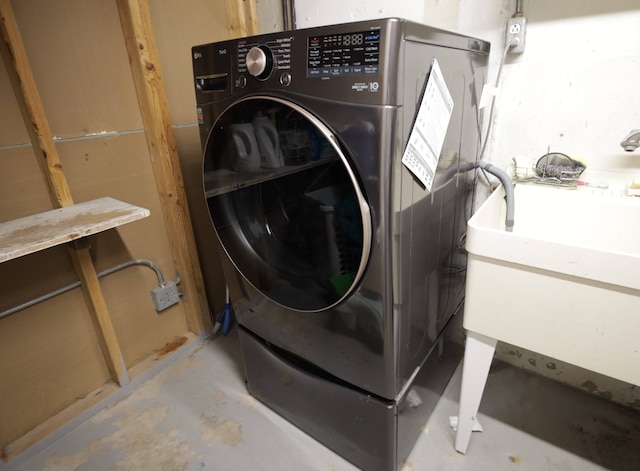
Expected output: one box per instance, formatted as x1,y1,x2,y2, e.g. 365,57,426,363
454,161,514,232
0,259,168,319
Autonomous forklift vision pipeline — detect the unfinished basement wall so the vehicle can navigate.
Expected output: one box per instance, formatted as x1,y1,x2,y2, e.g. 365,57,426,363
0,0,229,459
148,0,230,314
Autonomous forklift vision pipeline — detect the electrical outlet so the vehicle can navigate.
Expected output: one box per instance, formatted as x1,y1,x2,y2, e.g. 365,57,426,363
150,281,180,312
506,17,526,54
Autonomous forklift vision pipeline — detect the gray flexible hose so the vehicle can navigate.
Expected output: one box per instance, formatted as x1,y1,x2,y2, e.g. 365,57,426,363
452,161,515,232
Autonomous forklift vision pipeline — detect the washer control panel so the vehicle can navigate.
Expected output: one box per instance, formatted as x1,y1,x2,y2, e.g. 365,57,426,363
233,29,381,81
307,30,381,78
238,37,292,81
192,18,402,106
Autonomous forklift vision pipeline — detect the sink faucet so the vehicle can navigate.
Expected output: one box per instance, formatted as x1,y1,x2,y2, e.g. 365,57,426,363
621,129,640,152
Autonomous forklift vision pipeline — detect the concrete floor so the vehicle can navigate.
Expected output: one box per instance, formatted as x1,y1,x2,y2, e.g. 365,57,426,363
9,328,640,471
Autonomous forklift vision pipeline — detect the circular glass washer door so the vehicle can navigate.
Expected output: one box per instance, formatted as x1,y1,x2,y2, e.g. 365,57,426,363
203,97,372,312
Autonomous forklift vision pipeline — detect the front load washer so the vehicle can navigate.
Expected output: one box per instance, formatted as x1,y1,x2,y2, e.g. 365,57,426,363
190,18,489,470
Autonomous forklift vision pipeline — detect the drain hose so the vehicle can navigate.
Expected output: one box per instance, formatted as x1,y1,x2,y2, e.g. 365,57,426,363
456,161,514,232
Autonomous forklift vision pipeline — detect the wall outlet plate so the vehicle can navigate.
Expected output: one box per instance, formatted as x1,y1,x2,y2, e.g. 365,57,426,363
507,17,526,54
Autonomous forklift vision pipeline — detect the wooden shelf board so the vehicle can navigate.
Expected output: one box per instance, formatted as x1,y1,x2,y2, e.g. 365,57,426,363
0,197,150,263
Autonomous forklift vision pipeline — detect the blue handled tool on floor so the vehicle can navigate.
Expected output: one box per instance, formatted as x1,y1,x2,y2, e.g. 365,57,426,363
213,286,232,336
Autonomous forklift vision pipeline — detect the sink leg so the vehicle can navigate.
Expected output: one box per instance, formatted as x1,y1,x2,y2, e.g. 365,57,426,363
454,330,497,454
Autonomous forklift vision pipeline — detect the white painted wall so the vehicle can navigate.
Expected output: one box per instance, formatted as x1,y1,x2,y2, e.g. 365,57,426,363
256,0,283,33
294,0,425,27
459,0,640,174
293,0,459,30
289,0,640,407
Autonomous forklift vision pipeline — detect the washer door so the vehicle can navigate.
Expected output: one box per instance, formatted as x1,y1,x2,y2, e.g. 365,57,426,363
204,97,372,312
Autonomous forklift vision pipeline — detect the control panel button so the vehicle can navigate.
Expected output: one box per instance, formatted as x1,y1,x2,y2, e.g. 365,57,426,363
246,45,274,80
279,73,292,87
236,75,247,88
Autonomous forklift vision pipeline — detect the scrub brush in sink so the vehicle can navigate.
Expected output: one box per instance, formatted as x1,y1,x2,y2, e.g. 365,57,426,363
535,152,586,182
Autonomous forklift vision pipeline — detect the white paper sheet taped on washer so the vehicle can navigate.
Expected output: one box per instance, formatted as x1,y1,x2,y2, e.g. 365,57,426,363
401,58,454,191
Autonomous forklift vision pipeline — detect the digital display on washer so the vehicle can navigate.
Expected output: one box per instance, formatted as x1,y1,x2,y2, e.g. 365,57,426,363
307,30,381,77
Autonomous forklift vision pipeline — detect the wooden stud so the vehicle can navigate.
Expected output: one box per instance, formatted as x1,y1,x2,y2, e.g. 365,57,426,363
0,0,72,208
116,0,210,333
70,240,130,386
243,0,260,36
0,0,129,386
225,0,259,38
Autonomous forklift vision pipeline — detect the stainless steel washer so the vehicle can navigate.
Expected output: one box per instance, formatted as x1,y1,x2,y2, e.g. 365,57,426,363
188,18,489,470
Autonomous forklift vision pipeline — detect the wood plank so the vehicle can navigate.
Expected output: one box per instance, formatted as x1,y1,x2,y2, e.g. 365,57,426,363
70,241,130,387
0,0,129,387
225,0,259,38
243,0,260,36
116,0,210,333
0,198,150,263
224,0,247,38
0,0,73,208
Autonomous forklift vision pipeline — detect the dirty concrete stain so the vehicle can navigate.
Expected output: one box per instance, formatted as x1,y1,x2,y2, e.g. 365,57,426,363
114,426,192,471
400,459,414,470
627,398,640,410
93,350,206,426
581,380,599,393
527,358,537,367
46,402,194,471
43,438,111,471
200,415,243,447
509,455,521,463
212,390,227,405
241,394,260,409
163,348,205,376
112,401,168,431
546,362,557,370
580,380,613,400
598,390,613,401
155,336,189,358
92,382,164,424
111,402,193,470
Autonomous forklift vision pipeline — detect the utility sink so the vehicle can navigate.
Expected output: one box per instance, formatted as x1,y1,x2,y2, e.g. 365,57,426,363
464,182,640,386
468,183,640,293
455,181,640,454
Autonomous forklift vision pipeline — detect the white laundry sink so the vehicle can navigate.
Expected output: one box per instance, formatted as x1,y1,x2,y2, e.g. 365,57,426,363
463,182,640,386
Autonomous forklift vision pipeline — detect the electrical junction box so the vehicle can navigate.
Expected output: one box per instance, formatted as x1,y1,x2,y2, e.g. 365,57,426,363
150,281,180,311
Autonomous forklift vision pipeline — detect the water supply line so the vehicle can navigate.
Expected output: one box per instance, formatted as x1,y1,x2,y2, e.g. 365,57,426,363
0,259,173,319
